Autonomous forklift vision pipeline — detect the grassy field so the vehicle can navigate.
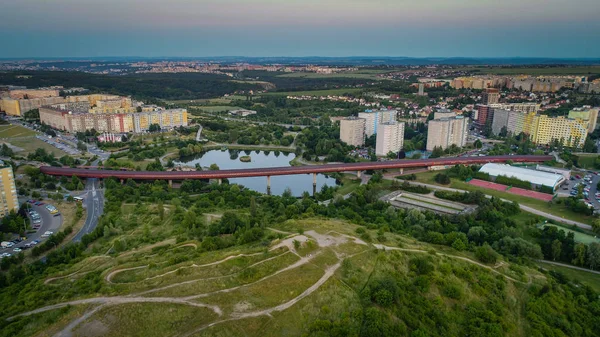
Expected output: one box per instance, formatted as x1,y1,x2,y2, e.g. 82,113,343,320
0,125,37,138
9,137,69,157
541,223,600,244
575,154,597,169
408,170,596,225
537,261,600,293
335,174,361,195
263,88,362,97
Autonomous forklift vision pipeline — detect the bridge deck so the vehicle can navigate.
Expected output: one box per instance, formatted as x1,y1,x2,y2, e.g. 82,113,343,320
40,155,552,180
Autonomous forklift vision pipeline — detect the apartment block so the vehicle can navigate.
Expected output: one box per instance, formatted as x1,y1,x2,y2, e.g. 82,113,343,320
375,122,405,156
339,117,366,146
426,116,468,151
482,88,499,105
0,165,18,217
568,107,599,133
358,109,397,137
531,116,588,148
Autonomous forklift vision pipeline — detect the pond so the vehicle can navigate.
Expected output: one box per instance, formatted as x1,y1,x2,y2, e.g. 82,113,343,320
175,149,338,196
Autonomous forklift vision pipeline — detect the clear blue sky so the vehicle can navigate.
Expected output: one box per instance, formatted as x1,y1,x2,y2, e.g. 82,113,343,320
1,0,599,58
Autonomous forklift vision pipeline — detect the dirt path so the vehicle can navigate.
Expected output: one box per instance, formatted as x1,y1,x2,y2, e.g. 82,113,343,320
8,296,222,321
373,244,522,283
105,266,148,284
136,251,291,296
184,262,341,336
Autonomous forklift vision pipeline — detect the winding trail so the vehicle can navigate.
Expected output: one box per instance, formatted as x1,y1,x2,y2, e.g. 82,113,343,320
8,296,222,321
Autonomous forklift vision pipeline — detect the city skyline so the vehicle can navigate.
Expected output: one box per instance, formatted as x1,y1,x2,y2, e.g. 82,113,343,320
1,0,599,58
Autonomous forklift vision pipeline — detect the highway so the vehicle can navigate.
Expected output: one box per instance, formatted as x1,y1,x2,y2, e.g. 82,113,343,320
72,178,104,242
40,155,552,180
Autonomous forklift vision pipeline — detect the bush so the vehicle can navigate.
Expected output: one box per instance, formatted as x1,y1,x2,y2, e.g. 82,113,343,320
434,173,451,185
475,243,498,264
398,181,431,194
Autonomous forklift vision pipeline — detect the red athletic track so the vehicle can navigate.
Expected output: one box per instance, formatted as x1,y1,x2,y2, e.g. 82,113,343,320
39,155,552,180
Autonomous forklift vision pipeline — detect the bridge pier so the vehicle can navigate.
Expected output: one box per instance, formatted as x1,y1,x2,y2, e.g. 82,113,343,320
313,173,318,196
218,179,222,185
267,176,271,195
399,168,404,175
168,179,173,188
120,179,124,185
357,171,362,178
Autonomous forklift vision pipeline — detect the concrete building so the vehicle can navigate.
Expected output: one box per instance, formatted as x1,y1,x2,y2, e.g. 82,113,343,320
426,115,468,151
434,109,456,120
479,163,565,191
339,117,366,146
482,88,500,105
375,122,405,156
568,107,599,133
530,115,588,148
9,89,59,99
358,109,397,137
0,164,18,217
475,104,494,128
417,83,425,96
39,107,188,134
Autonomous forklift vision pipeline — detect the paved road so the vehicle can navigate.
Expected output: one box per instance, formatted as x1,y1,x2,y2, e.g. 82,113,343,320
538,260,600,275
72,178,104,242
383,175,593,230
195,125,204,141
0,202,63,254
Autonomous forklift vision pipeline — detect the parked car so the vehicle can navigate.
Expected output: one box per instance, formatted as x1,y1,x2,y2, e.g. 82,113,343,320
13,248,21,252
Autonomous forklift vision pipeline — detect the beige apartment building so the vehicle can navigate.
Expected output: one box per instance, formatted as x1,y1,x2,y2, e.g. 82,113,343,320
375,122,405,156
426,116,468,151
39,107,188,134
339,117,366,146
0,165,18,217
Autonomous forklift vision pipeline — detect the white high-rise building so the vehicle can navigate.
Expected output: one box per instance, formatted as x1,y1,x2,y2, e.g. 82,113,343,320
358,109,397,137
426,116,468,151
339,117,366,146
376,122,405,156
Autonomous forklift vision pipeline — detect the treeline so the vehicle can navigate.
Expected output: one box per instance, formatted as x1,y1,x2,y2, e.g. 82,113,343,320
0,71,263,101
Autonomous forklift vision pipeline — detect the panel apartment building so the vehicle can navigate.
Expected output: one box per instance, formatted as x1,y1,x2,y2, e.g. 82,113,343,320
339,117,366,146
375,122,405,156
40,105,188,134
0,164,18,217
491,110,589,148
426,115,468,151
358,109,397,137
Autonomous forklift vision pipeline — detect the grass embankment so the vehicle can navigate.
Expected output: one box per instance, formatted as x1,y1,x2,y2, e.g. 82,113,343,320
537,261,600,293
408,170,596,225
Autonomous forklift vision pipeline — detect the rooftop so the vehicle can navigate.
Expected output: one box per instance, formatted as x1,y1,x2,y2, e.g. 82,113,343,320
479,163,565,188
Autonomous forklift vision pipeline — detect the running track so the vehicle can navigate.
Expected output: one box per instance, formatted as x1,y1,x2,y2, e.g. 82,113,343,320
40,155,552,180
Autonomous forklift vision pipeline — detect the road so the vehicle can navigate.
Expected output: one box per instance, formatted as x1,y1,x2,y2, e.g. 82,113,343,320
0,202,63,254
195,125,204,141
538,259,600,275
72,178,104,242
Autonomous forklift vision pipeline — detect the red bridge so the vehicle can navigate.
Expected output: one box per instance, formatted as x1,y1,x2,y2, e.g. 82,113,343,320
40,155,551,190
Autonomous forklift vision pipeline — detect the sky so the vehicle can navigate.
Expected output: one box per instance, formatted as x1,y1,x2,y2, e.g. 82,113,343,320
1,0,599,58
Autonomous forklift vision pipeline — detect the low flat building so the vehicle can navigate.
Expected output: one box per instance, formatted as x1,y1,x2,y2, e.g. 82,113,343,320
229,109,257,117
479,163,565,191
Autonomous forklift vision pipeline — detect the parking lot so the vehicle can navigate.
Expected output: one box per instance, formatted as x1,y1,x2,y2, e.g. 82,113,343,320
560,170,600,212
0,200,63,258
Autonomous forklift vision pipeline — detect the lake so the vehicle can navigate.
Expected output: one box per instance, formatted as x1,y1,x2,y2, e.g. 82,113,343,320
175,149,338,196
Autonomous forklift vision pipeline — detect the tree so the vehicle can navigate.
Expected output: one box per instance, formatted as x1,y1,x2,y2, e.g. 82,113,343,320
474,139,483,149
551,239,562,261
572,243,587,266
475,243,498,264
587,242,600,270
148,123,161,132
593,219,600,235
430,146,444,159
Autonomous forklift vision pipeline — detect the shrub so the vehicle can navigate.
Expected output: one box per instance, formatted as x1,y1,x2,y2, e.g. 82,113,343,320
475,243,499,264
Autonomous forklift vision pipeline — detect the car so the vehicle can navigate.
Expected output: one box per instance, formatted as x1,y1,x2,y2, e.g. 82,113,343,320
29,199,37,204
53,212,61,217
31,240,40,245
576,175,581,179
13,248,21,252
38,202,45,206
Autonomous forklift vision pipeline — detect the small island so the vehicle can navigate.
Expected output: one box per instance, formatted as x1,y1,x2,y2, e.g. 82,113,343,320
239,155,252,162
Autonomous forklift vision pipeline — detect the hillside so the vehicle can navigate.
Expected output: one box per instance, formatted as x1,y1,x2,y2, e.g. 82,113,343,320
1,180,599,337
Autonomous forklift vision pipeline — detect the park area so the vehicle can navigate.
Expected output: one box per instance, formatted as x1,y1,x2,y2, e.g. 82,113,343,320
468,179,554,202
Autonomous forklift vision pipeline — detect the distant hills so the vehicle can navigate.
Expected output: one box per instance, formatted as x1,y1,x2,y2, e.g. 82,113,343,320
2,56,600,66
